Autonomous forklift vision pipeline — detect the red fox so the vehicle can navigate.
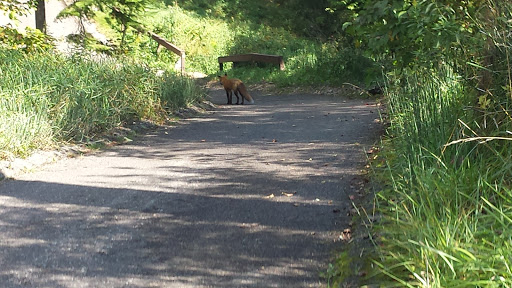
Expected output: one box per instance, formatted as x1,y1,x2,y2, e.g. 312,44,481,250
218,74,254,105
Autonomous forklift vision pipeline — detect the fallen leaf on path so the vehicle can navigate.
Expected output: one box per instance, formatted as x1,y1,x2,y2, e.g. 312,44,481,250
281,192,296,197
239,223,259,229
340,228,352,241
367,147,379,154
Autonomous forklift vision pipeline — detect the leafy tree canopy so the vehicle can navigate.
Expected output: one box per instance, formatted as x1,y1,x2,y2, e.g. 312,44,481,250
0,0,38,19
59,0,153,47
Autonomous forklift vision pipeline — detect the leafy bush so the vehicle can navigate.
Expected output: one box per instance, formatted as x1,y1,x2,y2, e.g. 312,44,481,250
0,26,54,52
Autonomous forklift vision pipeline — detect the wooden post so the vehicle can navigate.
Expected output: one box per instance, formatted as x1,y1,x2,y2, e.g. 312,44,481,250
35,0,46,33
178,52,185,75
278,56,285,70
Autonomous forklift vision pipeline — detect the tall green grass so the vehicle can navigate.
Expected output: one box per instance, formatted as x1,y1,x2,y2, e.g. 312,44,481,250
368,65,512,287
0,49,203,159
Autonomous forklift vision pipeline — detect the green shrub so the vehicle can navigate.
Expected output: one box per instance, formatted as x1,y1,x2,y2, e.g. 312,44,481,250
0,26,54,52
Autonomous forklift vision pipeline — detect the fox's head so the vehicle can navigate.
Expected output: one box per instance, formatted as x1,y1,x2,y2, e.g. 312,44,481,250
218,73,228,84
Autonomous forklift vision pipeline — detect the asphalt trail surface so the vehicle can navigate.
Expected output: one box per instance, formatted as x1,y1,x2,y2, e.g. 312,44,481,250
0,88,379,287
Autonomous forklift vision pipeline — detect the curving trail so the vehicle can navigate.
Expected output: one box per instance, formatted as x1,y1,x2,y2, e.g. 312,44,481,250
0,88,379,287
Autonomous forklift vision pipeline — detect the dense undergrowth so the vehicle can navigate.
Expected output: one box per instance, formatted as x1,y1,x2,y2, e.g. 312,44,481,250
0,48,202,159
366,65,512,287
361,3,512,287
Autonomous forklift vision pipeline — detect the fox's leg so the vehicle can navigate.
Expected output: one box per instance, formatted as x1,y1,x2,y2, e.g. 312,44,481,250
225,89,232,104
230,91,235,104
233,90,241,104
237,88,245,105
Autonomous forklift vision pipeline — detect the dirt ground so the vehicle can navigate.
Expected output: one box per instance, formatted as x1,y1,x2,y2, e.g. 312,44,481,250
0,87,380,287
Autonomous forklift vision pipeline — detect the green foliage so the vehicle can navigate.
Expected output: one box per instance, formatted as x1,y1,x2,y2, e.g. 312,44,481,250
319,0,512,286
360,1,512,285
138,4,234,74
58,0,153,47
0,26,55,52
329,0,485,70
222,42,381,87
86,1,381,86
369,66,512,287
322,250,353,287
171,0,338,39
57,0,99,34
0,0,37,19
0,48,203,158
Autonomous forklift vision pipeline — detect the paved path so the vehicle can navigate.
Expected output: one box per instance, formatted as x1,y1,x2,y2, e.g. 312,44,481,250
0,88,379,287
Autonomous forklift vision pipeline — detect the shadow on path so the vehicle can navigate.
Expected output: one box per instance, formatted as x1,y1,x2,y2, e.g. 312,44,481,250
0,90,380,287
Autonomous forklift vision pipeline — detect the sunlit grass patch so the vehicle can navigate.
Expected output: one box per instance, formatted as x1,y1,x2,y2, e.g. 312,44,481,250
0,49,204,159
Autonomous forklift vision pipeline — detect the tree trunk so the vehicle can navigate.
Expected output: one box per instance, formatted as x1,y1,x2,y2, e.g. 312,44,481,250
35,0,46,33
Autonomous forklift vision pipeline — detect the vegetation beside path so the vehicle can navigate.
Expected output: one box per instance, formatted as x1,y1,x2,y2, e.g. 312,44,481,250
0,49,203,159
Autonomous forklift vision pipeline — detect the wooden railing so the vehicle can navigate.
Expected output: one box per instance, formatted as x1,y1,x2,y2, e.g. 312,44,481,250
218,53,285,71
148,31,185,74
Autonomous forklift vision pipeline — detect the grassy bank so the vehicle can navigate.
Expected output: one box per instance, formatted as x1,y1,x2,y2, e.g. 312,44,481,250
0,49,203,159
365,64,512,286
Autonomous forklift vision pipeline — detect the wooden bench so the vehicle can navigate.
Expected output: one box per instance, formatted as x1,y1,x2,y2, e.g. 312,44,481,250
218,53,285,71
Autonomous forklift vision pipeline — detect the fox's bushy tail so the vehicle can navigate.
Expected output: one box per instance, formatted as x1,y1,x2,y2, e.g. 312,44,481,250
238,83,254,104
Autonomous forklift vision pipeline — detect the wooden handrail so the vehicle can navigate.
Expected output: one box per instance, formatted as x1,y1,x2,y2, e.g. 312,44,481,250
148,31,185,74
